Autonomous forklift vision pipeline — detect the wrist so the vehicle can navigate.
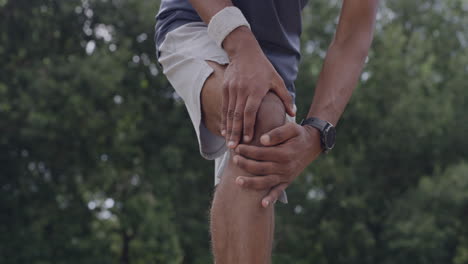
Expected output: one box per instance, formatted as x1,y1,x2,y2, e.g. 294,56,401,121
301,117,336,154
302,125,323,158
222,26,259,58
307,110,338,127
207,6,252,55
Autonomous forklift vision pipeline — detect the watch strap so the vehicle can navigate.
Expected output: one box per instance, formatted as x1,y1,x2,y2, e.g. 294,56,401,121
300,117,335,154
300,117,328,131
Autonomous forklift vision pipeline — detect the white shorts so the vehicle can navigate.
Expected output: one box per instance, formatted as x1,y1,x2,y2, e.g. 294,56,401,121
158,22,291,203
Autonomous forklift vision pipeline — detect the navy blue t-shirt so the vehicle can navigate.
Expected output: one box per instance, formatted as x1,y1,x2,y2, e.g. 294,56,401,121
155,0,308,96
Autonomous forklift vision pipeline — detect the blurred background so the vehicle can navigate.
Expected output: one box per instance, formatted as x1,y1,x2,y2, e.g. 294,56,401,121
1,0,467,263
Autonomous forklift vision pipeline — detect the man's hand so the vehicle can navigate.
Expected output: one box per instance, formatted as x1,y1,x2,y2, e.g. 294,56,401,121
233,122,323,207
221,27,296,148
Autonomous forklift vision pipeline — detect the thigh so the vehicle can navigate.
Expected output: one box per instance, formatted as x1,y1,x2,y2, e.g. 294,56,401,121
201,61,227,138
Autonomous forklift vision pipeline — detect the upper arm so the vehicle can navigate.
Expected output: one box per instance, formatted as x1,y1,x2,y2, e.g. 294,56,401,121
334,0,379,44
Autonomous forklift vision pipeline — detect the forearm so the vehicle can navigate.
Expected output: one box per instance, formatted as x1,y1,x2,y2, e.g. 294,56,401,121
307,38,371,125
307,0,377,125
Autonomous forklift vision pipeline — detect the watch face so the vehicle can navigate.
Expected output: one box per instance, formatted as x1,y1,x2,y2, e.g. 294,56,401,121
325,126,336,149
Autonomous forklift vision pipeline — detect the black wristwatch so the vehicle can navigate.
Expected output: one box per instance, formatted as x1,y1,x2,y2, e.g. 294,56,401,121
300,117,336,154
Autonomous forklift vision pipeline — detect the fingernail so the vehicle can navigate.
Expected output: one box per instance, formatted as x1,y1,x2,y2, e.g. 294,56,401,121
263,200,269,208
221,130,226,136
228,141,235,148
233,155,239,165
260,135,270,145
236,177,244,186
243,135,250,142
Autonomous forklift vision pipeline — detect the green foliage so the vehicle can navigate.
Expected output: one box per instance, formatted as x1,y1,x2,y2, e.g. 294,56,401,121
385,163,468,263
0,0,467,263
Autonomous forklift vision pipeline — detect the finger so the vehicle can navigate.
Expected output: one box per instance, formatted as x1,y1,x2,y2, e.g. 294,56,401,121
236,175,282,190
235,144,285,162
271,78,295,117
221,82,228,137
228,95,245,148
260,122,301,146
242,96,261,144
226,86,237,143
262,183,288,208
233,155,279,176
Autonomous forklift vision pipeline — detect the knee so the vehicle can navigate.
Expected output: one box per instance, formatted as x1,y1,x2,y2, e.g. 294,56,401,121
216,92,286,189
250,92,286,146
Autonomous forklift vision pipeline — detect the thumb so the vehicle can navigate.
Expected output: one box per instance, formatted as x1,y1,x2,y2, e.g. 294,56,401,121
262,183,289,208
260,122,300,146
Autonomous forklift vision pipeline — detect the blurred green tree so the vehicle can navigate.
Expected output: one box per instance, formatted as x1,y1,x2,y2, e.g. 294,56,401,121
0,0,467,263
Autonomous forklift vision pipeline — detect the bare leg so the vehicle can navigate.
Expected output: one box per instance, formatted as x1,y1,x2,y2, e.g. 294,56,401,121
201,61,286,264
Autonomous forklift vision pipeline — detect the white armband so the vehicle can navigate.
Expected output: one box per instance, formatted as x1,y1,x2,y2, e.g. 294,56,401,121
207,6,251,48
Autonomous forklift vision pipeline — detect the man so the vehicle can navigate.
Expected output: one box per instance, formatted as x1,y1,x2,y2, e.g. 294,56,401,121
155,0,378,263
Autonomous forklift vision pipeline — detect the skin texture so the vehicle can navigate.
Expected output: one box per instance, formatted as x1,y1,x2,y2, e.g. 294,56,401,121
235,0,379,205
202,61,286,264
189,0,296,149
188,0,378,263
221,28,295,147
